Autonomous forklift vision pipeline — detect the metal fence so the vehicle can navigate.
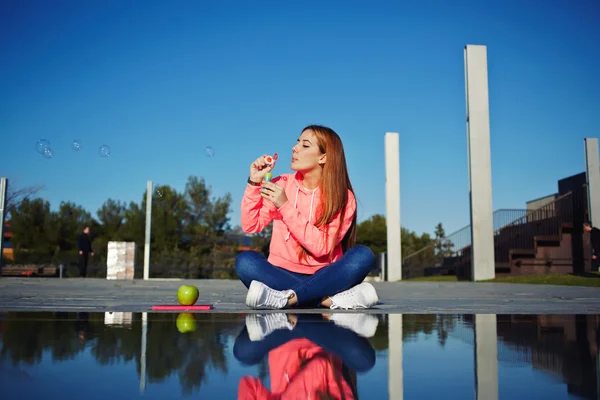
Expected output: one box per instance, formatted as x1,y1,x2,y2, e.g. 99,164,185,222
402,209,533,278
401,184,586,279
492,191,575,271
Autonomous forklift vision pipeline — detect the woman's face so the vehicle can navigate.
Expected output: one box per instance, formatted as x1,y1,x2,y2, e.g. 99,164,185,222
291,129,325,173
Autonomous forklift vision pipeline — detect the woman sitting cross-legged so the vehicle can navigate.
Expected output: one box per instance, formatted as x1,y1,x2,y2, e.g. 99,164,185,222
235,124,379,310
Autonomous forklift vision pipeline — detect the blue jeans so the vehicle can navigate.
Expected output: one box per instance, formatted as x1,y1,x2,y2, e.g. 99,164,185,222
233,313,376,373
235,244,375,306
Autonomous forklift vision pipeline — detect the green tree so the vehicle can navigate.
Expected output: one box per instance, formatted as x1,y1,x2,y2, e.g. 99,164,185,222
4,182,44,218
150,185,187,252
9,198,56,263
117,201,146,271
249,222,272,257
5,175,234,279
356,214,387,254
183,176,232,242
401,227,437,278
52,201,94,265
180,176,233,278
121,201,145,243
434,222,454,259
97,199,127,241
355,214,437,261
54,201,93,251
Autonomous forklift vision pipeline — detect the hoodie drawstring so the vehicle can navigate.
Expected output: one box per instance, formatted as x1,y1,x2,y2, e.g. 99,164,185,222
285,185,316,241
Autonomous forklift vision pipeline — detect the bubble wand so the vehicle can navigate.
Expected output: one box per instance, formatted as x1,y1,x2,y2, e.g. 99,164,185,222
263,153,278,182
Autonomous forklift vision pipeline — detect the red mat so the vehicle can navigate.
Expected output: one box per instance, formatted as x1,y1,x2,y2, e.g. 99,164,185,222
152,305,212,311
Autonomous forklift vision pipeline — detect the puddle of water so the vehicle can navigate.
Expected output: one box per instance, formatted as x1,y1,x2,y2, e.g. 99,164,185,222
0,312,598,399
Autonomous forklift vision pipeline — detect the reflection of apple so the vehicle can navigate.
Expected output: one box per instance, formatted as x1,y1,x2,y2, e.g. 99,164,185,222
176,313,197,333
177,285,199,305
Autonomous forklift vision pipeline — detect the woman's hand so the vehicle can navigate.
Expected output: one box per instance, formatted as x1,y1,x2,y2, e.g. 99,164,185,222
249,154,276,183
260,181,287,208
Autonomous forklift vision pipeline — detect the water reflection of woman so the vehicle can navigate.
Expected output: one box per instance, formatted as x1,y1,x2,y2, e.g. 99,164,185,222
234,313,377,399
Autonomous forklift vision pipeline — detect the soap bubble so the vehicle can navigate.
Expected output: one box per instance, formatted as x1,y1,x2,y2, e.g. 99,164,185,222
99,145,111,158
204,146,215,157
72,140,82,151
42,146,54,159
35,139,51,155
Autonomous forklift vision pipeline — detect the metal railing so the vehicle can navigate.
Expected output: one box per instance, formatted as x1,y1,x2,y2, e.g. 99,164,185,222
402,187,582,278
402,209,532,278
492,191,574,270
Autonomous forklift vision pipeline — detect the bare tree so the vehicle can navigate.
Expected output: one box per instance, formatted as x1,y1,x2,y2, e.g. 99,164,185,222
5,182,45,216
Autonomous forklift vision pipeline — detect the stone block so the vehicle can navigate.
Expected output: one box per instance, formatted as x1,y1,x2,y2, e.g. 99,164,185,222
106,241,135,280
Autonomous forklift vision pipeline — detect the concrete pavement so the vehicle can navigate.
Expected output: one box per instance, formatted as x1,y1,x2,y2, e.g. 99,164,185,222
1,277,600,314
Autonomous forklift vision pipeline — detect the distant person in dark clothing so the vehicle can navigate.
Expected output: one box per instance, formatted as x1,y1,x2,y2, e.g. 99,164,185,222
583,222,600,271
77,226,94,277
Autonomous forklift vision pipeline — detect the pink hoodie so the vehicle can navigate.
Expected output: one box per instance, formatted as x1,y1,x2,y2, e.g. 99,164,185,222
237,338,355,399
241,172,356,275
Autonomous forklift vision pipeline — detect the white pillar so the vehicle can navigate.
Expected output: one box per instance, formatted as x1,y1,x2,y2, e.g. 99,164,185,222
385,133,402,281
0,177,6,268
464,44,495,281
140,312,148,393
474,314,498,400
388,314,403,400
143,180,152,280
585,138,600,227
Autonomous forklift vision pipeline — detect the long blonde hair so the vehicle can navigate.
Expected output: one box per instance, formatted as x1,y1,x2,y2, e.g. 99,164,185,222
297,125,357,261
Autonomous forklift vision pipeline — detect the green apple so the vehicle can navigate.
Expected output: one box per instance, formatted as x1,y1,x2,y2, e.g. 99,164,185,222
176,313,197,333
177,285,199,306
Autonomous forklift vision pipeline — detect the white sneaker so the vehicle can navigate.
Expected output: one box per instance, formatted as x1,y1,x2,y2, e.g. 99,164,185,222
329,313,379,338
329,282,378,310
245,313,294,341
246,280,293,309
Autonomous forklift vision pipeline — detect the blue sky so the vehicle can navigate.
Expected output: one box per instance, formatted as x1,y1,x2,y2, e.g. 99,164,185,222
1,0,599,237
